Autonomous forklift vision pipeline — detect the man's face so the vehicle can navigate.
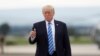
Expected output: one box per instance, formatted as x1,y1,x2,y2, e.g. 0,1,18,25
43,8,54,22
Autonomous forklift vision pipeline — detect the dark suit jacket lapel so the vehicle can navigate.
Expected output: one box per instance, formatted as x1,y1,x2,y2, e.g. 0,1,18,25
42,21,48,38
54,20,59,50
42,21,48,47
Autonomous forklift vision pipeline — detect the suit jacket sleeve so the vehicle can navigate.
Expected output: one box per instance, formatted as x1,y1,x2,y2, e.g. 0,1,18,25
63,24,72,56
29,23,38,44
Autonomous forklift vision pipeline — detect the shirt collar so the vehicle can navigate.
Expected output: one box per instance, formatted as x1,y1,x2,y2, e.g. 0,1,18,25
45,19,54,25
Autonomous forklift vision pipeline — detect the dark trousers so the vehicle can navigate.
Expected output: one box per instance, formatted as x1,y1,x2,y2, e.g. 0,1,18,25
48,51,57,56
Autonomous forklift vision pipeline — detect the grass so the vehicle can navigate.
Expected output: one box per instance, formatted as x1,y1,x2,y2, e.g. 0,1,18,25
5,36,29,45
70,36,94,44
4,36,94,45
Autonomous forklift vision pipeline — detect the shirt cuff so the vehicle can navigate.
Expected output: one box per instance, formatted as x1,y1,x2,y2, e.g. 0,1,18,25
31,36,35,41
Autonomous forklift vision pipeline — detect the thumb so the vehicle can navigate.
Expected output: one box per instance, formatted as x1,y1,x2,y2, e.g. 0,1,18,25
34,28,36,32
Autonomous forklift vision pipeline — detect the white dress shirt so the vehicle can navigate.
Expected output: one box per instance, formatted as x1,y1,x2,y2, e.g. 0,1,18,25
45,19,56,50
31,19,56,50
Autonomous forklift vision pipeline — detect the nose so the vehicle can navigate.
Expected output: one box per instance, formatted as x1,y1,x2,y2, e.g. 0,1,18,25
45,13,49,16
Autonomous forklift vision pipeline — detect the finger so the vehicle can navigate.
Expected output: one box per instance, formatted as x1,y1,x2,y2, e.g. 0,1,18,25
30,31,33,36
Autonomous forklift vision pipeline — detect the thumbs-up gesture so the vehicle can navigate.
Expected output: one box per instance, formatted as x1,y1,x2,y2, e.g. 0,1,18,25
30,28,36,38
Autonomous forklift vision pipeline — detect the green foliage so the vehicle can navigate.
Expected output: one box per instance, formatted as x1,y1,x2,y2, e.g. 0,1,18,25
70,36,94,44
4,36,94,45
5,36,28,45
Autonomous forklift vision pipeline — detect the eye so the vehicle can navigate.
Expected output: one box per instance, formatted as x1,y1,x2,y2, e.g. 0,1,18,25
45,12,50,14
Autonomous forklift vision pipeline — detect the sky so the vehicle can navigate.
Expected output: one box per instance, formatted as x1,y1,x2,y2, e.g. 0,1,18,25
0,0,100,10
0,0,100,26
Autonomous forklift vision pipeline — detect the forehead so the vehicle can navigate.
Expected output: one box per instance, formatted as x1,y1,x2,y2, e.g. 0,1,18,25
42,6,54,12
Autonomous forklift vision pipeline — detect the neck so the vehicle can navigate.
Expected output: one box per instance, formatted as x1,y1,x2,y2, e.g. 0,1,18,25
46,19,52,22
48,20,51,22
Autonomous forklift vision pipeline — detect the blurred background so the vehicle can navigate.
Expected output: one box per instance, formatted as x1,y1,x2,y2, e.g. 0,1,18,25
0,0,100,56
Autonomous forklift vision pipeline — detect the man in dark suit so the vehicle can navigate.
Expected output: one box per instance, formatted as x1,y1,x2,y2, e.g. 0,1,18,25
29,5,71,56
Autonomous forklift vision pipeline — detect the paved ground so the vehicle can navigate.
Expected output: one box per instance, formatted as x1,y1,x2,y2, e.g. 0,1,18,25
1,53,100,56
0,44,100,56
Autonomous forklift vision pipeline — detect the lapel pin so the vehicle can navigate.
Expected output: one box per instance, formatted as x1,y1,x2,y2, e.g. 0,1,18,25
56,24,58,26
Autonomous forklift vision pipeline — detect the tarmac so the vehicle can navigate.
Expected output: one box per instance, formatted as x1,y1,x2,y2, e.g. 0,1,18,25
0,44,100,56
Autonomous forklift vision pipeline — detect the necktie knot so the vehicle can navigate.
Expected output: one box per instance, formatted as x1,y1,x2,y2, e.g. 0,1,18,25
48,22,51,25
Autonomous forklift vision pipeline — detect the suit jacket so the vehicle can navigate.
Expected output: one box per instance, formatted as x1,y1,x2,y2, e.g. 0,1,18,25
29,20,71,56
